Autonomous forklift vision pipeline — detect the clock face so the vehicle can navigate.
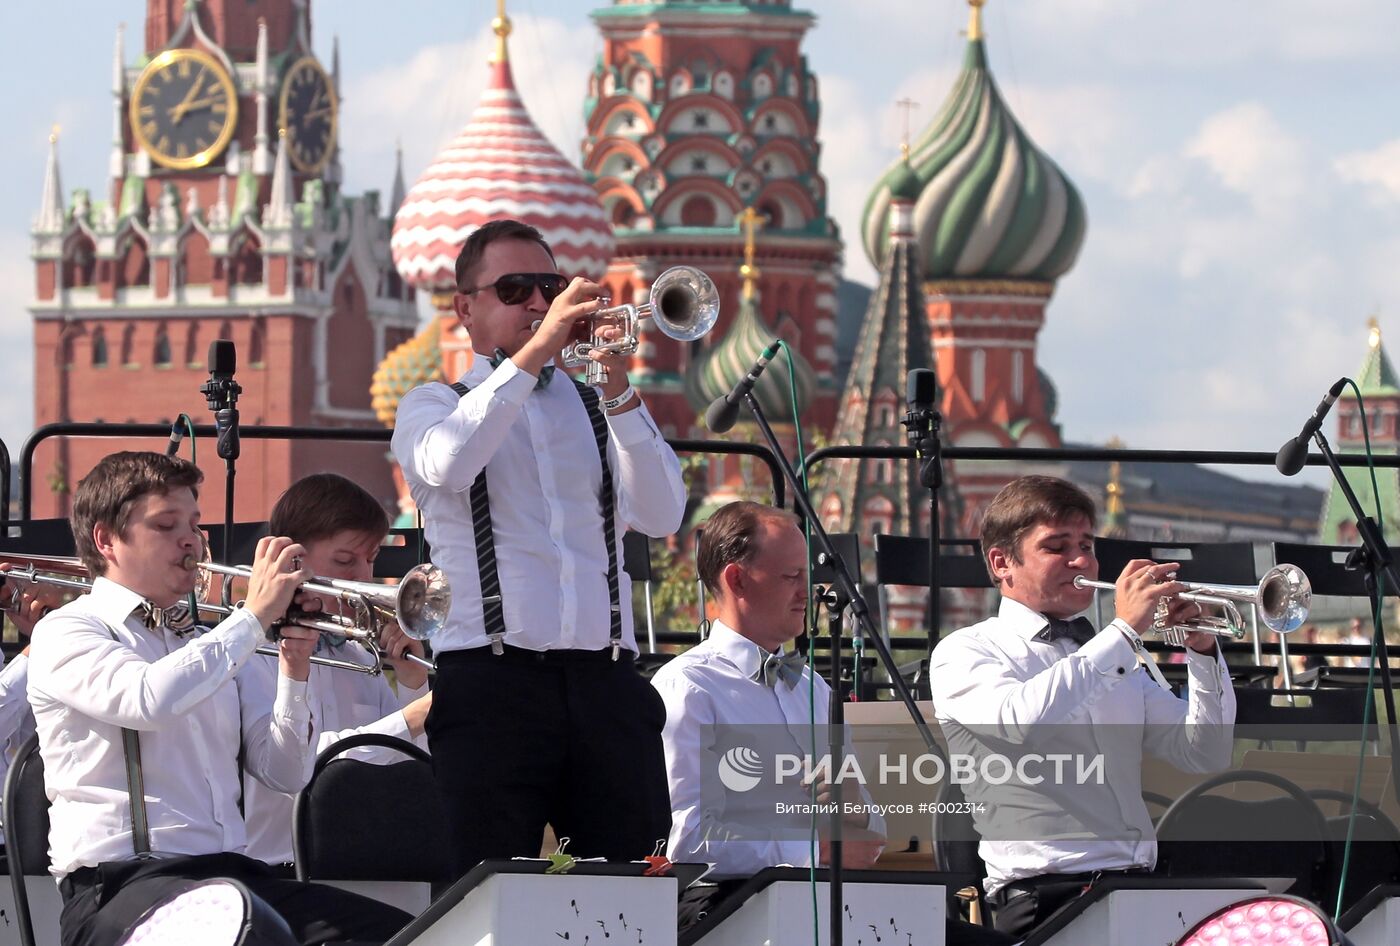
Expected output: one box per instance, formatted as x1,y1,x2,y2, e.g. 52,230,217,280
129,49,239,171
280,56,337,175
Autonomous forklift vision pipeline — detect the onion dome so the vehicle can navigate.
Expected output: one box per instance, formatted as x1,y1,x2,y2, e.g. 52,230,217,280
390,6,613,293
861,0,1086,281
684,293,814,422
370,322,442,427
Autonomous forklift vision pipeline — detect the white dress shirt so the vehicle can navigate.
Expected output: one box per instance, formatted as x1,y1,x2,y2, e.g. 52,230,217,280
0,652,35,840
27,578,314,877
242,645,431,865
652,621,886,879
391,358,686,653
929,597,1236,895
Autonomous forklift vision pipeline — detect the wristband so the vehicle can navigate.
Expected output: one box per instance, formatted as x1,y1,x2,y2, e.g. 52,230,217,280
602,385,638,411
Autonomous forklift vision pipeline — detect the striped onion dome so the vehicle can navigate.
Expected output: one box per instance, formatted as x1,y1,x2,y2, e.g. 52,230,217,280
390,30,613,292
685,292,815,422
860,14,1086,281
370,322,442,427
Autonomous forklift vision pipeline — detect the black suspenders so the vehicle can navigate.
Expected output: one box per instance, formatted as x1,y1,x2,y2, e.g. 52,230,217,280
450,379,624,658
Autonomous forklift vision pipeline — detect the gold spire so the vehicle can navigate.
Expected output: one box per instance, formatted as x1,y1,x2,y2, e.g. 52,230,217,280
739,206,764,301
896,97,919,156
968,0,986,41
491,0,512,65
1369,316,1382,350
50,124,61,144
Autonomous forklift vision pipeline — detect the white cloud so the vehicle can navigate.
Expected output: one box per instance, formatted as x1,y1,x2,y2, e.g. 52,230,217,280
338,14,596,208
1184,102,1310,212
1335,139,1400,204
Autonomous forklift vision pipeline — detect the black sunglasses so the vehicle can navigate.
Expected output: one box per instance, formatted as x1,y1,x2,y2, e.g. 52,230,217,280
460,272,568,306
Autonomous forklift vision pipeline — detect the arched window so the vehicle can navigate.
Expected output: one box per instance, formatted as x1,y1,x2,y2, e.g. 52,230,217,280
91,327,109,367
121,324,136,366
250,320,266,367
184,322,200,366
1012,351,1024,404
680,196,717,227
154,326,172,366
971,349,986,403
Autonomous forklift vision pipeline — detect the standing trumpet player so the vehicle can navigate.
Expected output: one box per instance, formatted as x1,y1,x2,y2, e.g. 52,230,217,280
929,475,1236,939
391,219,685,876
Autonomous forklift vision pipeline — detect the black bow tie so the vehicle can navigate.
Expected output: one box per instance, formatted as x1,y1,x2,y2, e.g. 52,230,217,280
1036,616,1096,646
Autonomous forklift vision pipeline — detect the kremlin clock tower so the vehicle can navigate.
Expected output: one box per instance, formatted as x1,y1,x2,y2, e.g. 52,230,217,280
29,0,415,519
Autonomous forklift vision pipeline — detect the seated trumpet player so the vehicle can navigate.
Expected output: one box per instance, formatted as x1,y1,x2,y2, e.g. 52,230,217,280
242,473,432,869
27,451,410,946
929,475,1236,939
391,218,685,876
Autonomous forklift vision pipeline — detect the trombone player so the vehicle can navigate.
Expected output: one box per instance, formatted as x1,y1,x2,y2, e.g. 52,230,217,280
929,475,1236,939
392,219,686,876
27,451,409,946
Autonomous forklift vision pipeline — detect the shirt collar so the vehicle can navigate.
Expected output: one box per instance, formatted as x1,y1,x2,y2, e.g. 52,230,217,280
88,576,159,628
708,620,795,680
996,595,1064,640
461,352,557,387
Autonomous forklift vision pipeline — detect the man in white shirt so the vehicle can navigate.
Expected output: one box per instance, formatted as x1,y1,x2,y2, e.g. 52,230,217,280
392,219,686,876
654,502,1013,945
929,475,1236,938
242,473,432,868
26,451,410,946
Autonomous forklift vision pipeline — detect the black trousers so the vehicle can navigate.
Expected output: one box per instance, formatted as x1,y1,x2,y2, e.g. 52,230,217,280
58,852,411,946
679,881,1016,945
428,646,672,876
987,868,1151,938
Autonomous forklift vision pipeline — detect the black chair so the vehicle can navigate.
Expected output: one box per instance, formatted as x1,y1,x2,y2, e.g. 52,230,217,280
201,521,272,566
3,734,49,946
1142,790,1173,823
1093,539,1258,587
932,777,993,927
1155,770,1331,901
374,526,431,580
292,733,452,886
1308,788,1400,915
872,534,991,590
0,518,77,557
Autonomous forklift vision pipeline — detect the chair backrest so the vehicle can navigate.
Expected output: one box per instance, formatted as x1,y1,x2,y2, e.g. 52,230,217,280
622,532,652,584
375,527,430,580
0,519,77,557
292,733,451,885
1272,542,1368,597
4,734,49,946
1155,770,1331,901
931,778,985,881
201,522,271,566
1092,538,1258,586
872,535,991,589
1308,787,1400,915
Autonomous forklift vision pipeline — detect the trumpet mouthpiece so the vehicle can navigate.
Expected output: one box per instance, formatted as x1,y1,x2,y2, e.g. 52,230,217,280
180,554,198,570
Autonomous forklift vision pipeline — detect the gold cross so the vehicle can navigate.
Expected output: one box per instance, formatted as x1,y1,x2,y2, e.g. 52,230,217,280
895,98,919,155
739,206,765,300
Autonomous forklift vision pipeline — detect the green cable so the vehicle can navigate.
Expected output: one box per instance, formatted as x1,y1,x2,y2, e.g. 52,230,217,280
774,341,821,943
1335,379,1384,919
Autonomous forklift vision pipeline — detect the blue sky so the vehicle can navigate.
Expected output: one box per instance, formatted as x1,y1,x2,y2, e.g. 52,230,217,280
5,0,1400,491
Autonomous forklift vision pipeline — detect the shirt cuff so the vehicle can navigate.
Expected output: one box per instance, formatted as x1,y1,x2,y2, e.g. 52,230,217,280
274,673,313,723
1185,645,1229,695
217,607,267,665
606,399,663,446
1079,619,1140,678
481,358,537,405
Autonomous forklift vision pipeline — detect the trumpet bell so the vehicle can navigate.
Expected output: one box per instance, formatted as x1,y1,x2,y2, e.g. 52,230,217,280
396,563,451,642
649,266,719,343
1257,563,1310,634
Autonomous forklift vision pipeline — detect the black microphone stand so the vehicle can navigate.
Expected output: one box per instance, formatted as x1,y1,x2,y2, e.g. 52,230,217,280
902,397,944,650
1308,429,1400,806
200,367,242,566
736,390,946,946
815,574,850,945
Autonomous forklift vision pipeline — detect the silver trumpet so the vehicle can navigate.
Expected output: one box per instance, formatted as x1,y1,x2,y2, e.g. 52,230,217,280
1072,564,1312,641
559,265,720,385
197,561,449,675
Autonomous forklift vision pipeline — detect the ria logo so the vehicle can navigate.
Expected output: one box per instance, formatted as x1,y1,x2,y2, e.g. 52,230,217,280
718,746,764,793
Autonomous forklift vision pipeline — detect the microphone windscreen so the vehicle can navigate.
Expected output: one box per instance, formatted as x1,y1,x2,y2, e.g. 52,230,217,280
906,368,937,409
208,339,236,376
1275,437,1308,476
705,395,740,435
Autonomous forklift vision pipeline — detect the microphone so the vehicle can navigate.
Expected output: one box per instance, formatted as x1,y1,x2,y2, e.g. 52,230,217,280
705,339,782,434
201,340,242,462
903,368,937,450
1275,377,1347,476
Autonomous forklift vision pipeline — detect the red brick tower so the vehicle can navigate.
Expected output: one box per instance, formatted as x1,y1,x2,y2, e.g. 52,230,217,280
583,0,842,439
29,0,416,520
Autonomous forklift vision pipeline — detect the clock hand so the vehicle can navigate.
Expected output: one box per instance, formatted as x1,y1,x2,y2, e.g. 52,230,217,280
176,96,222,114
169,71,207,124
303,106,333,121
